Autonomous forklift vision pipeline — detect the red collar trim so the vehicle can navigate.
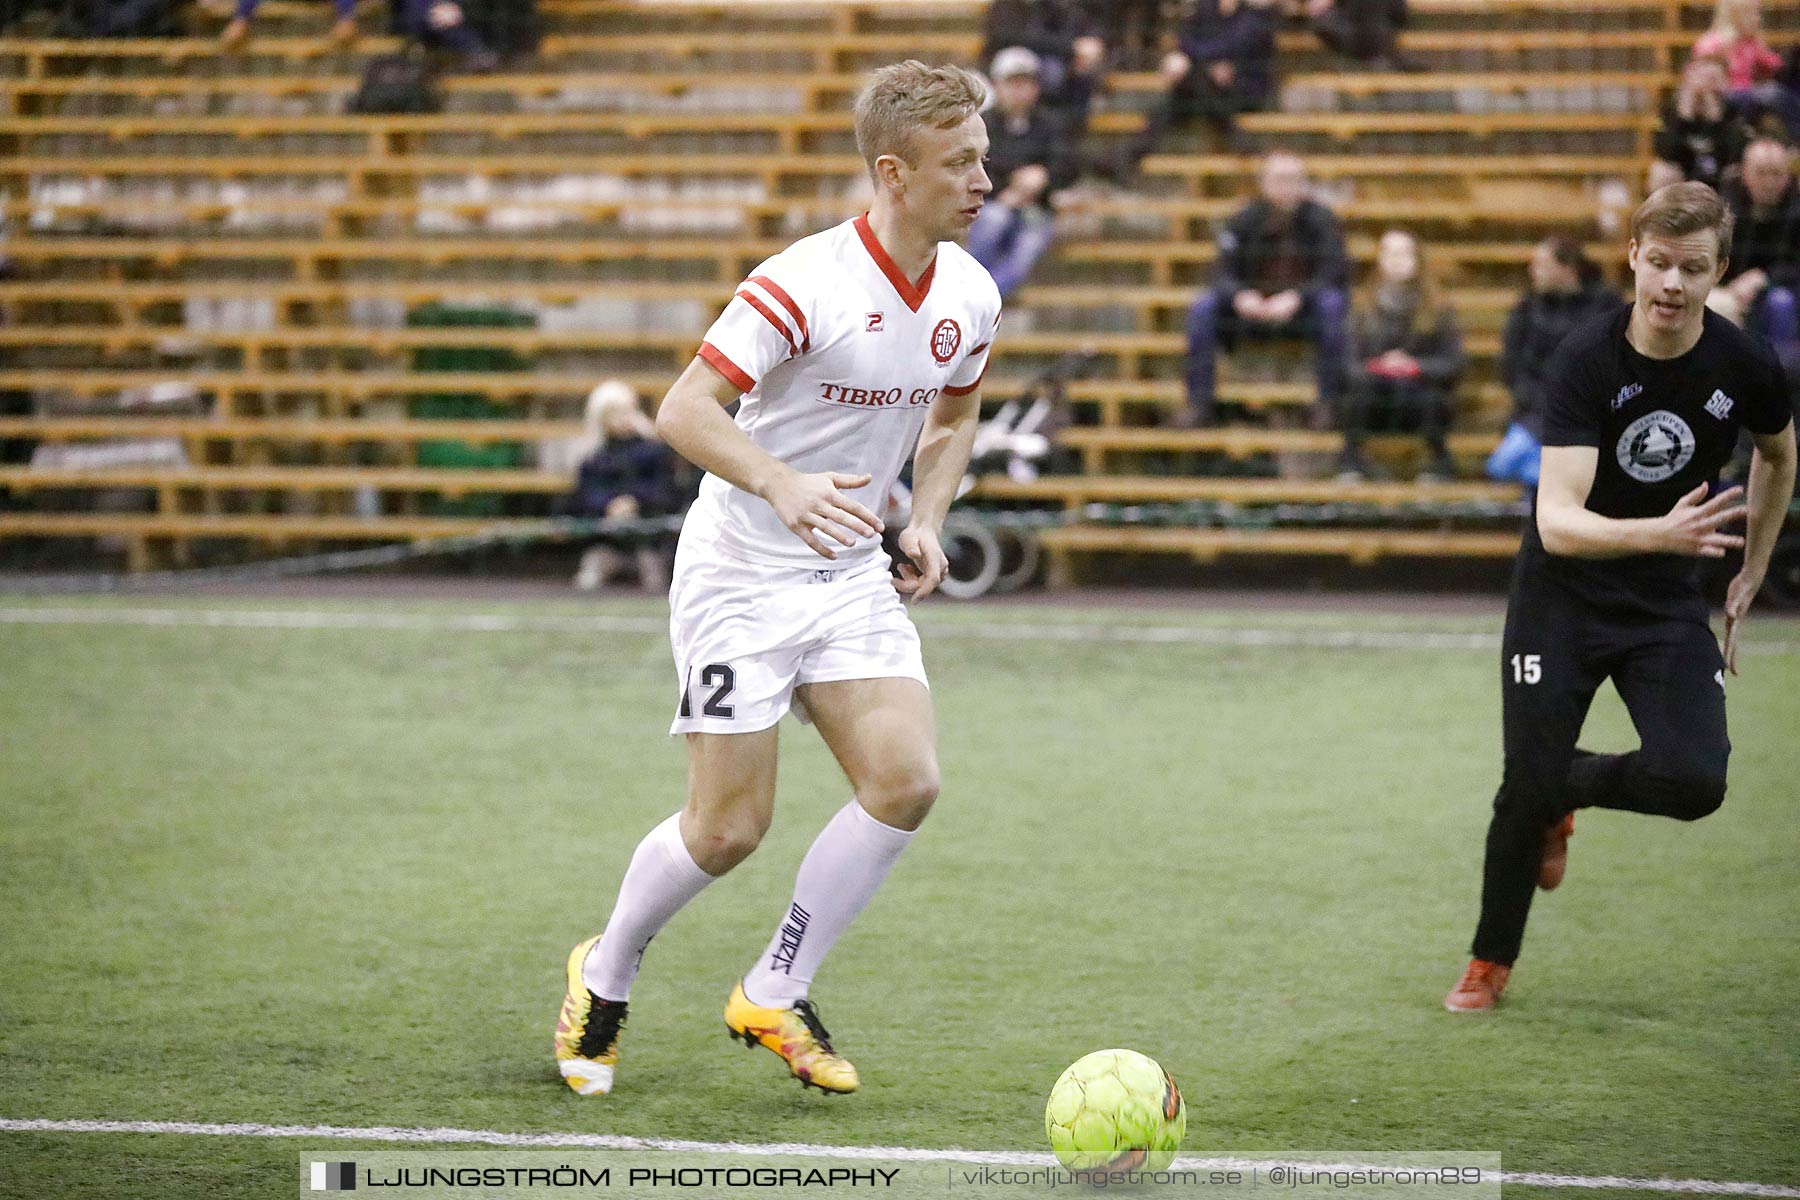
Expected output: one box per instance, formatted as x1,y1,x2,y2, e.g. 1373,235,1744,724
854,213,936,312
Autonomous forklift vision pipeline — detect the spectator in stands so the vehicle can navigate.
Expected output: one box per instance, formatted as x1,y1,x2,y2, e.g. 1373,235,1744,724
982,0,1107,126
400,0,500,68
1305,0,1419,72
1485,235,1618,488
56,0,180,36
1184,151,1349,428
222,0,356,47
1078,0,1163,68
1694,0,1782,94
1337,230,1464,482
1650,57,1748,193
968,48,1079,299
564,381,681,594
1112,0,1279,176
1716,139,1800,370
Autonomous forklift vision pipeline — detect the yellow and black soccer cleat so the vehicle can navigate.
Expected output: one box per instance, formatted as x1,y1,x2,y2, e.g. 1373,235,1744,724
724,981,859,1094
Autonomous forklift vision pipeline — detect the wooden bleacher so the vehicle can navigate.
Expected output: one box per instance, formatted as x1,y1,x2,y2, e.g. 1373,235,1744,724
2,0,1757,575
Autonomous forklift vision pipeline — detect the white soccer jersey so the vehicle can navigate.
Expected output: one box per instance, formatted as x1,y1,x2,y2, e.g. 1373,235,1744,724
685,213,1003,569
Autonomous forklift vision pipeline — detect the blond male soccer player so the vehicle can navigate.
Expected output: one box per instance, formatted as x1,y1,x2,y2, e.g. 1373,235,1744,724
1447,182,1797,1012
554,62,1001,1094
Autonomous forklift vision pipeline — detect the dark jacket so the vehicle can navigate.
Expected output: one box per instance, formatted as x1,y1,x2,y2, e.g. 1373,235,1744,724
1177,0,1278,108
1651,97,1747,190
1212,198,1349,301
983,0,1097,66
1723,180,1800,290
986,103,1080,203
1347,292,1464,391
571,435,680,518
1500,282,1620,435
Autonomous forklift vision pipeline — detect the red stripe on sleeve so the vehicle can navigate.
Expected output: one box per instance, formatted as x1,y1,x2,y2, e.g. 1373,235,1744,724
944,362,988,397
734,290,797,355
697,342,756,393
750,276,809,350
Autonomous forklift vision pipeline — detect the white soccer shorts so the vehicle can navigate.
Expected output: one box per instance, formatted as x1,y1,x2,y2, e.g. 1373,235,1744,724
667,544,928,736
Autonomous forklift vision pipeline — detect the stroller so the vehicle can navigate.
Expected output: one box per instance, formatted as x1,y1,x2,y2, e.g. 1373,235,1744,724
885,350,1098,598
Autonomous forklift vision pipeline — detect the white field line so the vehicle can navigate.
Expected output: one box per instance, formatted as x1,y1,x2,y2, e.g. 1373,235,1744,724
1,1118,1796,1197
2,605,1797,655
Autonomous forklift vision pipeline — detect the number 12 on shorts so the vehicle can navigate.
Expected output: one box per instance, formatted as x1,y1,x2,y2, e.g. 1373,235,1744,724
678,663,738,719
1510,653,1542,685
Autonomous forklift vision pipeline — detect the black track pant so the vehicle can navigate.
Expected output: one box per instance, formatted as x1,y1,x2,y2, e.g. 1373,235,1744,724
1470,559,1731,966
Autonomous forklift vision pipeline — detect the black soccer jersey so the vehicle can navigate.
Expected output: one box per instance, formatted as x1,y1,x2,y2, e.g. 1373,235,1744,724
1522,305,1793,611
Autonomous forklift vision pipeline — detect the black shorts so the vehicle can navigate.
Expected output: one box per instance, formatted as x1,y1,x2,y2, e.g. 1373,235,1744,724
1498,555,1729,826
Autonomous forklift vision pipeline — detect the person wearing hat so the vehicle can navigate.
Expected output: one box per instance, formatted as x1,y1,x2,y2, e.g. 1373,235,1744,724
967,47,1080,298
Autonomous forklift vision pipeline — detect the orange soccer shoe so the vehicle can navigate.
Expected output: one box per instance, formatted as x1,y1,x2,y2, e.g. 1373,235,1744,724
1538,811,1575,891
1445,959,1512,1013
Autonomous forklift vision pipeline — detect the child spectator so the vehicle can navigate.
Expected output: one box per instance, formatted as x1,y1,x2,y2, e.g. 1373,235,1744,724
1694,0,1782,91
564,382,682,594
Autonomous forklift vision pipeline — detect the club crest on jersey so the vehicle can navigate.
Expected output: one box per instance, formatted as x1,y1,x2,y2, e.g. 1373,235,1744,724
1616,410,1696,482
1705,388,1734,420
1613,382,1643,410
930,318,962,365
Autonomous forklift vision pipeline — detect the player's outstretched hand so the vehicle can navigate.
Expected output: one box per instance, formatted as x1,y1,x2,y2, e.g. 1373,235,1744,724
893,524,948,602
1722,567,1762,675
1659,483,1746,558
765,469,882,560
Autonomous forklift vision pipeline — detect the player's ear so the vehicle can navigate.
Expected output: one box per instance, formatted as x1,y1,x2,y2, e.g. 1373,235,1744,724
873,153,906,194
1626,238,1639,271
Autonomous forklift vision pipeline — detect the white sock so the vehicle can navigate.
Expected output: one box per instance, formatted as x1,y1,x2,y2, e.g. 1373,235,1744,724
583,812,715,1002
740,801,915,1008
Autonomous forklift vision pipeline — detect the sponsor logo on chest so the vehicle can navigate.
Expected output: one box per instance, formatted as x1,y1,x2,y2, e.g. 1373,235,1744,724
1704,388,1734,420
1612,382,1643,410
815,381,941,410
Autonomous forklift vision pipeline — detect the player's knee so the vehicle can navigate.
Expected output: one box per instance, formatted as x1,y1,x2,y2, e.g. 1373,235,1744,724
859,764,940,831
684,810,771,873
1647,768,1726,821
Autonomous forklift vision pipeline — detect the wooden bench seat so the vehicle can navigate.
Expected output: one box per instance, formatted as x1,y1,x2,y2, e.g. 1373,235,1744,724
2,109,1657,142
0,464,572,494
0,68,1674,109
969,474,1519,507
1055,426,1506,472
1034,523,1523,583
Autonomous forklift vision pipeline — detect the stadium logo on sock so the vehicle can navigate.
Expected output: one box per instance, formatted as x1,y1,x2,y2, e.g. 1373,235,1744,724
769,903,812,974
310,1162,357,1191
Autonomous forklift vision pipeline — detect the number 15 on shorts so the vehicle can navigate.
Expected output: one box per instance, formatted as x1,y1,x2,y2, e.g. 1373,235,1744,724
1510,653,1542,685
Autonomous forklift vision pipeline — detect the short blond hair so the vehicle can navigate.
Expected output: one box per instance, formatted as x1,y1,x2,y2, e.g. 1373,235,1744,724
1631,181,1734,264
852,60,987,173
